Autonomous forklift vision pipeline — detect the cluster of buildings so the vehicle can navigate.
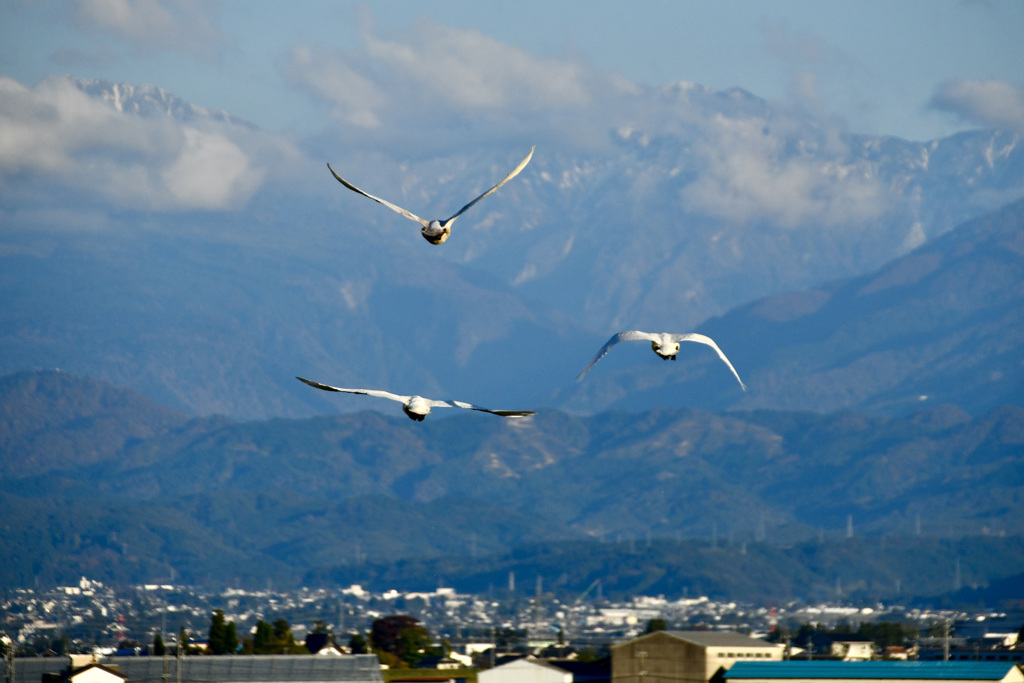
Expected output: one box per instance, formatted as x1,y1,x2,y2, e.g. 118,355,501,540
2,578,1022,683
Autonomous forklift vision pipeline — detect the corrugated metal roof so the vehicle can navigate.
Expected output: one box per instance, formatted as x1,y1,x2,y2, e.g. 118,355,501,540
2,655,384,683
725,661,1021,681
3,657,70,683
105,655,384,683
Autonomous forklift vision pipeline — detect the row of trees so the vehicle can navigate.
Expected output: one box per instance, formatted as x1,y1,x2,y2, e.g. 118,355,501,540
193,612,437,666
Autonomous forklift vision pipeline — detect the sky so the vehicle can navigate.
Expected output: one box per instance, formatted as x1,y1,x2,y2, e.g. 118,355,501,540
0,0,1022,226
2,0,1022,143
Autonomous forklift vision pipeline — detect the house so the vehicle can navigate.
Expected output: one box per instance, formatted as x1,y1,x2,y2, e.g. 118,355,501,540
42,663,127,683
791,634,875,660
611,631,786,683
826,636,875,661
722,660,1024,683
414,653,465,670
478,656,573,683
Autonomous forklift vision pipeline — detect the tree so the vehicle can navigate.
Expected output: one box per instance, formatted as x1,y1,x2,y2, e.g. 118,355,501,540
208,610,228,655
225,621,239,655
371,616,431,668
153,633,166,656
348,633,368,655
272,618,299,652
249,618,303,655
644,618,667,633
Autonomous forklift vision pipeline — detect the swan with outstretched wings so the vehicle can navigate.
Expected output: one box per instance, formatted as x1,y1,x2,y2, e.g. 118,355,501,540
297,377,536,421
327,147,535,244
576,331,747,390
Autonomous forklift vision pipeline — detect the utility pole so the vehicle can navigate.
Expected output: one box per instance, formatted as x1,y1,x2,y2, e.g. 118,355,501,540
161,610,168,683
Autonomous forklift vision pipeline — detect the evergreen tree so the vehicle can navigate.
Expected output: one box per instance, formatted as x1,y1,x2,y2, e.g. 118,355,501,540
153,633,166,656
253,620,274,654
208,610,228,655
225,621,239,654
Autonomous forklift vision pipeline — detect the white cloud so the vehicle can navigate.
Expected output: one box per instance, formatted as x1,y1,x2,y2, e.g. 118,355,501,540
0,75,282,212
361,19,594,111
66,0,223,60
161,127,264,209
287,45,387,129
679,114,885,228
286,16,633,140
929,78,1024,134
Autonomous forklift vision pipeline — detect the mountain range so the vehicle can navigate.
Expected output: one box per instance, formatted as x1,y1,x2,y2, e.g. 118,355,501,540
1,77,1021,419
1,370,1021,600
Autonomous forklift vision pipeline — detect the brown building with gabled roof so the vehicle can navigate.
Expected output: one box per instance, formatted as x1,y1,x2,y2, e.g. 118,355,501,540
612,631,786,683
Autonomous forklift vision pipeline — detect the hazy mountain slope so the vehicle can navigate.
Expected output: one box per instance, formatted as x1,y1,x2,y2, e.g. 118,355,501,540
556,199,1024,416
1,78,1021,420
0,371,189,478
0,217,584,419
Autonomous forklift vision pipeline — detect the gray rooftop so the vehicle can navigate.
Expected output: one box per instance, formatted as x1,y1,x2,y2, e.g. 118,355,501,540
3,655,384,683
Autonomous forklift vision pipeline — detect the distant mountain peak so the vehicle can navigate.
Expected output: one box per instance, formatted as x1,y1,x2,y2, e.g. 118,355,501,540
70,76,254,128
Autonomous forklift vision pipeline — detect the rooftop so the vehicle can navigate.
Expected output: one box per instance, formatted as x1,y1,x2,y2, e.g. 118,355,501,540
725,661,1023,681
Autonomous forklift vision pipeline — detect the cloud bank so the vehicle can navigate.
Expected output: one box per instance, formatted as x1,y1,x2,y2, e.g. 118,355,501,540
0,75,294,213
930,78,1024,134
287,18,888,229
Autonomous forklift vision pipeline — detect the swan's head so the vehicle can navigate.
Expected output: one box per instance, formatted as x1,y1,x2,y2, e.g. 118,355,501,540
652,340,680,359
421,221,451,245
403,396,432,420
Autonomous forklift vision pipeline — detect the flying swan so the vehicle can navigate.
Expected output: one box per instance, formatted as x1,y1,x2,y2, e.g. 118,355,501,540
297,377,536,421
327,147,535,245
575,331,747,389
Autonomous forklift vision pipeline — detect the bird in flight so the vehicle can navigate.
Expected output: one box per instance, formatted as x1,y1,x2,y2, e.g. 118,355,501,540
576,331,747,389
327,146,535,245
297,377,536,421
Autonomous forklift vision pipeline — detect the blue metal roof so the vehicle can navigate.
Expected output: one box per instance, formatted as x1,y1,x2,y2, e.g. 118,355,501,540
725,661,1021,681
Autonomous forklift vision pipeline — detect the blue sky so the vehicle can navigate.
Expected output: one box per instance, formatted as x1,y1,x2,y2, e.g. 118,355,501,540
2,0,1022,141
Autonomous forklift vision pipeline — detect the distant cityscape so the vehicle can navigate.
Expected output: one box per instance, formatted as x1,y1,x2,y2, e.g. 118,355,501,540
3,577,1021,664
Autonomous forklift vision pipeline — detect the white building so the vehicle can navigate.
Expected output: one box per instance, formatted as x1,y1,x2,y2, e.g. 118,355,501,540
479,657,573,683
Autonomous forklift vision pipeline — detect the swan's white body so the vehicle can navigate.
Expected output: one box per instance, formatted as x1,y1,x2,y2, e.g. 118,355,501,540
327,147,535,245
576,331,747,390
297,377,536,421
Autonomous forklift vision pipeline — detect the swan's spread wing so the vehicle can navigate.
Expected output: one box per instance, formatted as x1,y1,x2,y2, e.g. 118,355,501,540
327,163,429,228
576,330,658,381
671,333,748,391
443,147,535,224
449,400,536,418
296,377,410,404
